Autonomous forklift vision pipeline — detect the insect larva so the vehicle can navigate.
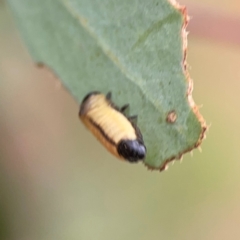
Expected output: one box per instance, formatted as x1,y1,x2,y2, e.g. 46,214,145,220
79,92,146,162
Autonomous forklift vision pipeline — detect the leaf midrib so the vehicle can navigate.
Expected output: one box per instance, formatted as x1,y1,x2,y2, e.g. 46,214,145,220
61,0,175,116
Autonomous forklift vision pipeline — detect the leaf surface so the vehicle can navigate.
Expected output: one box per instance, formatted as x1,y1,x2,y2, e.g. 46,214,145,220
7,0,206,170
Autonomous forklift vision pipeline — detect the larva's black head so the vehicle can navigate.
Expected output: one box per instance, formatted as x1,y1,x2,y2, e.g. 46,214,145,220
117,140,146,162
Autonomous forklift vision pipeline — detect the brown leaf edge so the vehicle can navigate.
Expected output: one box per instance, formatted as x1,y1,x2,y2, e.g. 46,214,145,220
144,0,208,172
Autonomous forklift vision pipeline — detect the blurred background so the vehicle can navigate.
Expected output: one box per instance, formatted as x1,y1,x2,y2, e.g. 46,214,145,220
1,0,240,239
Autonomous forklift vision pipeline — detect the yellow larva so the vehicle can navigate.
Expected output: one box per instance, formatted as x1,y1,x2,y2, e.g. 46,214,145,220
79,92,146,162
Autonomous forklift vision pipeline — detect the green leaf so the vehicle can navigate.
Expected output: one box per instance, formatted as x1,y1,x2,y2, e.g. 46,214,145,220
7,0,206,170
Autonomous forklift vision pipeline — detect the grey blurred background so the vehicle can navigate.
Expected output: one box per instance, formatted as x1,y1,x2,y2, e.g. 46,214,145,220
1,0,240,239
